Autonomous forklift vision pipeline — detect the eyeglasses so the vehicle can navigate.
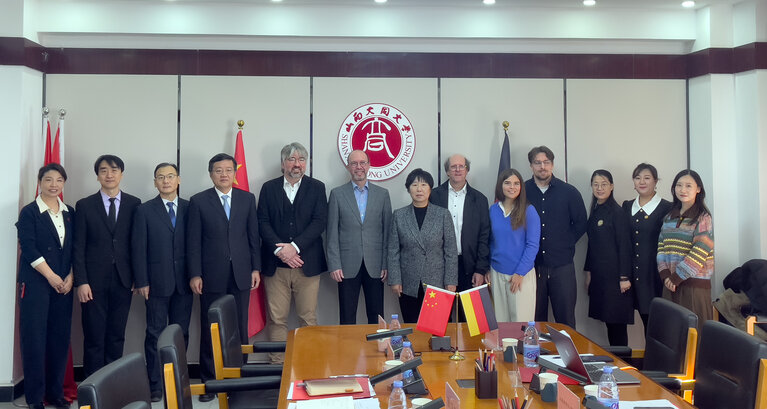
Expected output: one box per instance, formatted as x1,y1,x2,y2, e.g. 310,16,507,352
532,160,552,167
591,183,611,189
349,161,369,168
155,174,177,182
213,168,234,175
286,157,307,164
449,165,466,171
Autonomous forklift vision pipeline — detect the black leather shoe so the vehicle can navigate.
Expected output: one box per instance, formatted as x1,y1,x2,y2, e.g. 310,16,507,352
28,403,45,409
49,398,70,409
198,393,216,402
151,390,163,402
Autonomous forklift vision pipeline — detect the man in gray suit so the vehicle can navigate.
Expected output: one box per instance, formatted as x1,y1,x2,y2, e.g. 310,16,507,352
327,150,392,324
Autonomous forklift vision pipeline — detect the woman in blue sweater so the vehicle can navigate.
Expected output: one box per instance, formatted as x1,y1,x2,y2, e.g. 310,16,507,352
487,168,540,322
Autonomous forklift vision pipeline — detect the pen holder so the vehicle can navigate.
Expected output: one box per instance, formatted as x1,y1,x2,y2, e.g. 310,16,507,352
474,367,497,399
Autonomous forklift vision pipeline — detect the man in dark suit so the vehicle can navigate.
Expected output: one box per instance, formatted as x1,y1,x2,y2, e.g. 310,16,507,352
73,154,141,377
131,162,191,402
258,142,327,363
187,153,261,402
430,154,491,320
326,150,392,324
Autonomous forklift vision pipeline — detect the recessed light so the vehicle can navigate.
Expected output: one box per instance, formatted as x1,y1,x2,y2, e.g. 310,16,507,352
483,0,496,5
583,0,596,5
682,0,695,8
271,0,282,2
374,0,387,3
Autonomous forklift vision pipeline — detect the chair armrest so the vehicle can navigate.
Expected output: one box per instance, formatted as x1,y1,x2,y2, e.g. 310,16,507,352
122,402,151,409
246,342,287,354
644,375,682,391
204,376,282,394
241,364,283,377
602,346,632,359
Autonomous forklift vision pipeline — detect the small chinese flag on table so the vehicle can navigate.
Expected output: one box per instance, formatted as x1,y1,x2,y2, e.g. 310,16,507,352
416,285,455,337
459,284,498,337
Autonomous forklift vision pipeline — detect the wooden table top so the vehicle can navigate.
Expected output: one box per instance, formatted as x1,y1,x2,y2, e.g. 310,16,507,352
277,323,695,409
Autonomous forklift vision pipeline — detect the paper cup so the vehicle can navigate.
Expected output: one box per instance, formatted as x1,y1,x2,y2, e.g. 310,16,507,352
538,372,559,387
502,338,518,349
584,384,598,397
412,398,432,408
384,360,403,371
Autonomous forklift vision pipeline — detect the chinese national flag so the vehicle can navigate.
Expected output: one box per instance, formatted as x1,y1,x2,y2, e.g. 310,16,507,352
233,128,265,337
416,285,455,337
36,118,52,197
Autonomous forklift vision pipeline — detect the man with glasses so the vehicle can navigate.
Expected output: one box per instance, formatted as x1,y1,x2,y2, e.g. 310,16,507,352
258,142,327,363
327,150,392,324
131,162,191,402
525,146,587,328
187,153,261,402
430,154,490,320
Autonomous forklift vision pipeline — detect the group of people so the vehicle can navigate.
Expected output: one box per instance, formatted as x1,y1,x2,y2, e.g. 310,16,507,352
15,142,714,409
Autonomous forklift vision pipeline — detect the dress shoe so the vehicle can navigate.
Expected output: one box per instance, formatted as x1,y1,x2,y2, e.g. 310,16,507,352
151,389,163,402
49,398,71,409
28,403,44,409
198,393,216,402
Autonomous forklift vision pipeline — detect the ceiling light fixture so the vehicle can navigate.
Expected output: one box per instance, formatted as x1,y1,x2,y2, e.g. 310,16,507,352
682,1,695,8
483,0,496,5
374,0,387,3
583,0,596,5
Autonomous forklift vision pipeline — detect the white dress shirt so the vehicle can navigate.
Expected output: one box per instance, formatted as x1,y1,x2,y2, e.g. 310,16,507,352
31,196,68,268
447,183,467,255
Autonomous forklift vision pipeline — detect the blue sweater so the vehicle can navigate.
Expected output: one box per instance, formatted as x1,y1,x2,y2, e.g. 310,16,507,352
489,203,541,276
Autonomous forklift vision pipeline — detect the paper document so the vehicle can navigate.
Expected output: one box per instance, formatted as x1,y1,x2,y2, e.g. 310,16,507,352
287,397,380,409
618,400,678,408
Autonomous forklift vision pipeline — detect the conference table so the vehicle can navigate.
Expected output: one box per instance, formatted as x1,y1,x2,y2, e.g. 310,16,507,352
277,322,695,408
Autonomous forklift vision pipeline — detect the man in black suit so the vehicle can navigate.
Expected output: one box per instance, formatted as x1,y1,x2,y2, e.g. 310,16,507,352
258,142,327,363
73,154,141,377
430,154,491,320
187,153,261,402
131,162,191,402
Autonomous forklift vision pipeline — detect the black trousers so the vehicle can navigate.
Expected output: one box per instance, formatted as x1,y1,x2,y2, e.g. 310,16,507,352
198,268,249,382
338,261,384,325
534,263,577,328
144,290,193,391
19,280,73,404
82,267,132,377
606,323,628,346
398,283,425,324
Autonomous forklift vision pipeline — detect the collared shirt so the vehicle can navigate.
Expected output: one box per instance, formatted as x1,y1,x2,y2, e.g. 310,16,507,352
447,183,467,255
100,190,121,219
631,193,662,216
214,187,232,209
31,195,68,268
352,180,369,222
283,176,302,204
161,196,179,214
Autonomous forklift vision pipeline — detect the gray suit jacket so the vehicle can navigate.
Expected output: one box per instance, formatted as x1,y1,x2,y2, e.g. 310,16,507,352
388,204,458,297
326,182,392,279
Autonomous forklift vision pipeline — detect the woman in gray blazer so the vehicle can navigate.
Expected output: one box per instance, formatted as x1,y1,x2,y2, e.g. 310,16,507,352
388,168,458,323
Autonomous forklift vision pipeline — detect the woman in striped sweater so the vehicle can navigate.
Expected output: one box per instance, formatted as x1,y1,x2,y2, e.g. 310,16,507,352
657,169,714,324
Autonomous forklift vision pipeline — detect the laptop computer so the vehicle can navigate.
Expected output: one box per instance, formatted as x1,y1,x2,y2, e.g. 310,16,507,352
541,325,640,385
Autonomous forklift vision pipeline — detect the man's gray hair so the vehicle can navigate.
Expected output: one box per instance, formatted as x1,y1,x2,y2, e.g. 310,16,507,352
280,142,308,163
443,155,471,173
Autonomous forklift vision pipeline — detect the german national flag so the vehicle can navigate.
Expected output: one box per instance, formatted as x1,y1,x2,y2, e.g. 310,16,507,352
458,285,498,337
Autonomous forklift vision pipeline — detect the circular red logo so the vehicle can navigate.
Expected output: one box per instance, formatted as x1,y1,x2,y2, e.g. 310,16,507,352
337,103,415,181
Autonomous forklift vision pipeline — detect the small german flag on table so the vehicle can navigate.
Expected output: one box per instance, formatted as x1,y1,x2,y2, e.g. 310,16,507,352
459,284,498,337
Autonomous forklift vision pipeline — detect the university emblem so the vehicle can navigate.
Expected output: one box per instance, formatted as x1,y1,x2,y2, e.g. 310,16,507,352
337,103,415,181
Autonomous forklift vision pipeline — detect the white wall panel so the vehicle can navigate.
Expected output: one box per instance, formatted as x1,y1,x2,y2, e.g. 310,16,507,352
567,79,687,347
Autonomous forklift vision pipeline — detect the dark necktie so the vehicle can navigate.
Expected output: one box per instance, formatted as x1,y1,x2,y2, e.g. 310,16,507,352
167,202,176,227
108,197,116,228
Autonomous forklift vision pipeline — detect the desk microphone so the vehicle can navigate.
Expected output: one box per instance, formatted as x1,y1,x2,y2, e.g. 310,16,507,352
365,327,414,341
370,357,423,385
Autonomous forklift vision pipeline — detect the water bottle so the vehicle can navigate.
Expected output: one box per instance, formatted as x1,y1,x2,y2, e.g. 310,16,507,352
388,380,406,409
390,314,402,330
390,335,404,351
402,369,415,385
399,341,414,362
523,321,540,368
597,366,619,409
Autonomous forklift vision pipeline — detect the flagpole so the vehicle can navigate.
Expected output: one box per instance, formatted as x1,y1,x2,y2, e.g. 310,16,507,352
448,292,464,361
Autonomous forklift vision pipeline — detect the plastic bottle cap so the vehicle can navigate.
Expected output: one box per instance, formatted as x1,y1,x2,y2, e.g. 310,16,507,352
393,380,403,388
528,321,535,326
404,370,413,377
603,366,613,374
392,314,399,319
403,341,411,347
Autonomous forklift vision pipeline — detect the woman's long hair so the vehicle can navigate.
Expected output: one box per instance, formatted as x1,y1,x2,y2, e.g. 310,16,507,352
668,169,710,223
494,168,528,229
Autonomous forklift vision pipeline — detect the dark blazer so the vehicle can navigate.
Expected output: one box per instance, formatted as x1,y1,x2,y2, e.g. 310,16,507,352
17,200,75,284
73,191,141,290
131,195,189,297
257,175,327,277
187,187,260,293
430,181,491,287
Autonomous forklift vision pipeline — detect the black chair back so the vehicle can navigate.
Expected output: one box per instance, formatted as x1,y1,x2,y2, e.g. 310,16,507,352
208,294,244,368
644,297,698,373
158,324,194,409
695,320,767,409
77,353,151,409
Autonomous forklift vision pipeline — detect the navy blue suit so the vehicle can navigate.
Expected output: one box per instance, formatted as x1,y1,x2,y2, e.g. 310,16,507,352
16,200,74,405
131,195,191,392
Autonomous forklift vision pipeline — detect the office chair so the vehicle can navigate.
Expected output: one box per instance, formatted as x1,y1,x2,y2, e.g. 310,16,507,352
683,320,767,409
158,324,282,409
77,352,151,409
